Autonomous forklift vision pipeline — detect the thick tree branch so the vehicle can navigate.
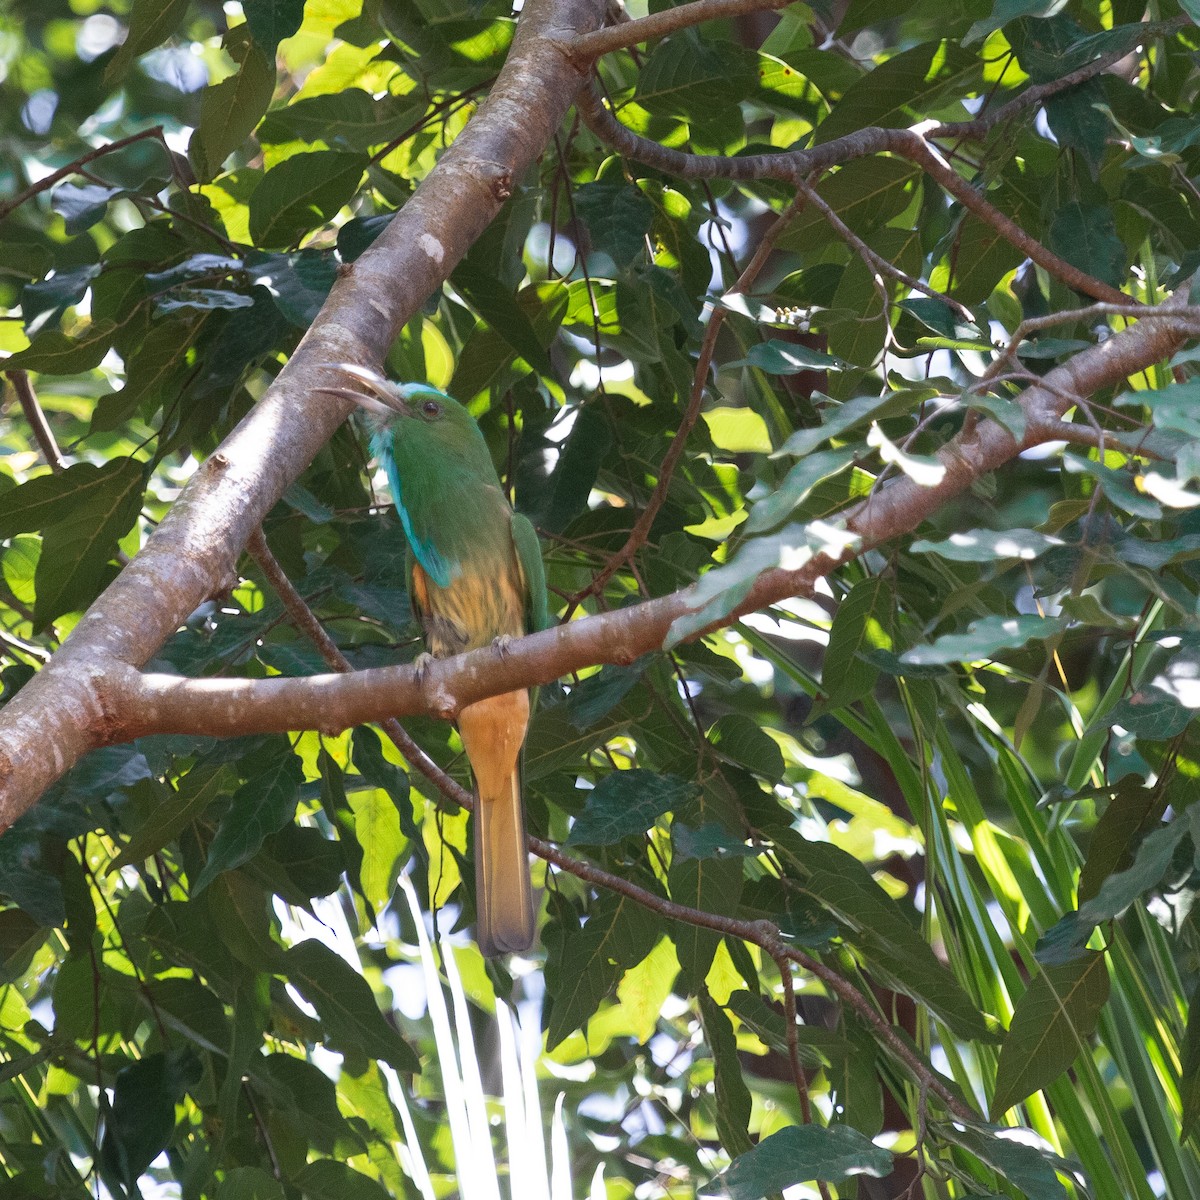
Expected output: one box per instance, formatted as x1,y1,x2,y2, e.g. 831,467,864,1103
566,0,793,62
0,0,607,828
66,302,1196,747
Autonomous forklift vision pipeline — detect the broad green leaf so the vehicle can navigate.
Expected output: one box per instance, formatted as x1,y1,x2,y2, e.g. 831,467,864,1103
294,1160,393,1200
670,856,744,991
699,993,753,1157
992,951,1111,1117
244,0,305,58
536,402,612,535
1037,819,1188,964
707,714,784,782
775,391,920,458
900,615,1069,666
666,521,861,648
112,764,234,869
33,457,145,628
189,45,277,183
787,839,997,1042
816,41,975,145
216,1167,286,1200
350,788,405,912
247,249,338,326
452,263,553,374
711,1123,893,1198
911,528,1064,561
727,339,847,374
0,459,136,540
745,448,856,534
941,1124,1070,1199
100,1049,202,1192
3,320,118,374
965,0,1063,45
545,894,658,1050
193,744,304,893
818,574,890,712
1048,202,1126,290
284,939,420,1072
1102,689,1192,739
93,315,204,432
574,182,655,271
248,151,366,249
259,90,425,150
568,771,696,846
1077,777,1159,903
105,0,191,82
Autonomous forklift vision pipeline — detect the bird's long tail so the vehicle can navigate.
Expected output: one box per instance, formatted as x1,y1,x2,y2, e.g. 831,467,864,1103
458,691,535,956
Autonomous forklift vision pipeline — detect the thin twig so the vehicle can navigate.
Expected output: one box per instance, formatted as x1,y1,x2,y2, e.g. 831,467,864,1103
0,126,169,222
6,371,64,471
567,0,793,62
794,176,975,323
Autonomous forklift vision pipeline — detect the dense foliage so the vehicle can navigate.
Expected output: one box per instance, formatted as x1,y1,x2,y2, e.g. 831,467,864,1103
3,0,1200,1197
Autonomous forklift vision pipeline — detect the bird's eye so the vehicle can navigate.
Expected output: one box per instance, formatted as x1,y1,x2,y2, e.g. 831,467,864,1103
422,400,441,417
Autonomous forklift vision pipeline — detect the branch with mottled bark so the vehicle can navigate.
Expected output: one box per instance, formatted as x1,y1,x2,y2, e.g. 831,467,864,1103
0,0,607,827
3,297,1190,828
566,0,794,62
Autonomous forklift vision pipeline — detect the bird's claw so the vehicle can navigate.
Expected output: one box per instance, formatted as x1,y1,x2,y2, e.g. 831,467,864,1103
413,651,435,681
492,635,515,660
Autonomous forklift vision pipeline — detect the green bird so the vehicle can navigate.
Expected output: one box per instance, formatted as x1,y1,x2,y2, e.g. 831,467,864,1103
321,364,549,956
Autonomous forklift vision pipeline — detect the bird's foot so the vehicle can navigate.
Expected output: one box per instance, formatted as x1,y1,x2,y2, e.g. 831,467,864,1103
491,634,515,660
413,651,435,681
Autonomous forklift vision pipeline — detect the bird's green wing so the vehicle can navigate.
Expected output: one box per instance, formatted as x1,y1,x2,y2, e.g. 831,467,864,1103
510,512,549,634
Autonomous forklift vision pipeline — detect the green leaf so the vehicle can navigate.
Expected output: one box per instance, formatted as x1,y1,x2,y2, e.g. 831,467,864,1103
248,151,367,249
100,1049,202,1192
965,0,1063,45
1103,689,1192,739
942,1123,1070,1199
536,403,613,535
52,183,124,235
1077,778,1159,903
1181,980,1200,1140
1038,819,1188,964
992,951,1111,1116
775,391,920,458
112,763,234,869
452,263,553,374
699,993,753,1157
247,249,337,326
711,1123,894,1198
745,449,856,534
105,0,191,82
900,615,1068,666
189,45,277,183
0,460,133,540
727,339,847,374
350,788,405,912
574,182,655,271
545,894,659,1049
818,575,889,712
244,0,305,58
707,714,785,782
259,90,425,150
33,457,145,628
4,320,118,374
670,856,744,990
93,315,203,432
193,743,304,893
215,1167,286,1200
1048,202,1126,290
567,770,697,845
284,939,420,1072
294,1160,393,1200
816,42,974,145
911,528,1064,561
787,839,997,1042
